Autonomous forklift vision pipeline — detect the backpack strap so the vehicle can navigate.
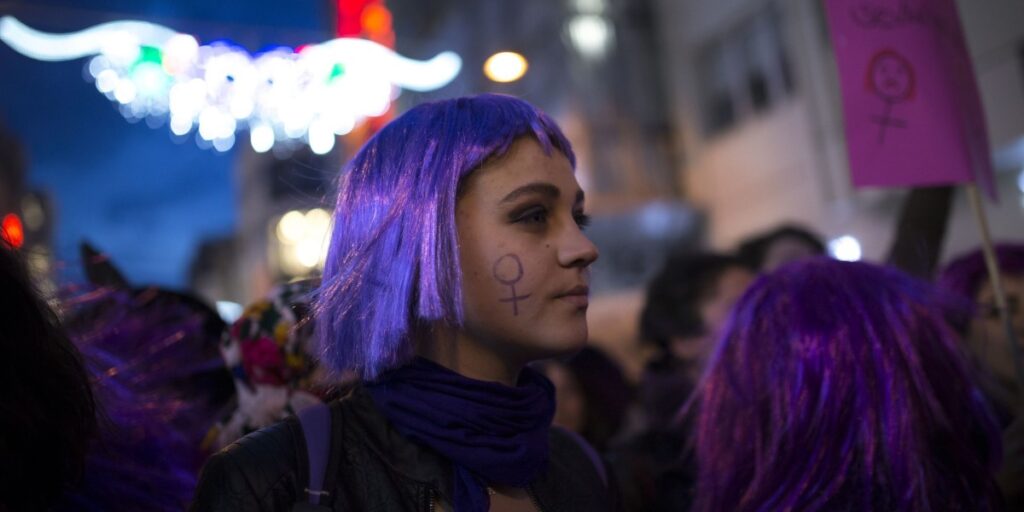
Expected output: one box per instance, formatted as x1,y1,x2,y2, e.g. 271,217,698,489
293,403,333,511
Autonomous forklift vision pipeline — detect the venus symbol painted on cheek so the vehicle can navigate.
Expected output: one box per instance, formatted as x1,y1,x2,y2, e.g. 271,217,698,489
492,253,531,316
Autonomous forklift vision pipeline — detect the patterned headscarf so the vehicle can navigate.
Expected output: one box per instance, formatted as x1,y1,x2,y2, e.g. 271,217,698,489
204,279,325,450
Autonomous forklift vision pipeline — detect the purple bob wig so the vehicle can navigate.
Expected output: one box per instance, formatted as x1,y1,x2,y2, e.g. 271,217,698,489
316,94,574,380
694,258,1002,511
939,243,1024,300
938,243,1024,331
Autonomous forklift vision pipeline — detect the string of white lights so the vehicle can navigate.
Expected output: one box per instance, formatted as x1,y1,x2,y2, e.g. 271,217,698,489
0,16,461,154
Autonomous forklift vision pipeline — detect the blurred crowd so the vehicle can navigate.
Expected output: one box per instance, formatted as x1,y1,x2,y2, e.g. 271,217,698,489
1,91,1023,511
3,214,1021,510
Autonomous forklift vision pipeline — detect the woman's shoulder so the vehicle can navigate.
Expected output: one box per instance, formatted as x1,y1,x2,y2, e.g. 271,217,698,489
191,417,306,511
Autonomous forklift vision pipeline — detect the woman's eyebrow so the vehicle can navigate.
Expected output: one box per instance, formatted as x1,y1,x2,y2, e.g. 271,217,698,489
500,182,560,204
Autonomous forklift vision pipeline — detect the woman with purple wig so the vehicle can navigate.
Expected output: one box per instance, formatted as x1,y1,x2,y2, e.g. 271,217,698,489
693,258,1003,511
939,243,1024,418
939,243,1024,508
192,94,617,512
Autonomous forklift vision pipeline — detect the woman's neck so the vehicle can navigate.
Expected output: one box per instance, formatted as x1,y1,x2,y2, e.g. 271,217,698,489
417,324,524,387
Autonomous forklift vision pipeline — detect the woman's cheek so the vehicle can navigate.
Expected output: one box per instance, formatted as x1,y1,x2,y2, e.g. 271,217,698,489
489,252,535,317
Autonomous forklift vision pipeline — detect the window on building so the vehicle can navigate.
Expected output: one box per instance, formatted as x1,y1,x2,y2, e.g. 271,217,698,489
698,5,792,137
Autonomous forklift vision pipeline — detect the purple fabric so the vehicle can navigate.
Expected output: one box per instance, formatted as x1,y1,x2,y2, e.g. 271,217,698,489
366,358,555,512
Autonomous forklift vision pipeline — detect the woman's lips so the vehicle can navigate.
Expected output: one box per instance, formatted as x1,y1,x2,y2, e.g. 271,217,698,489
555,286,589,308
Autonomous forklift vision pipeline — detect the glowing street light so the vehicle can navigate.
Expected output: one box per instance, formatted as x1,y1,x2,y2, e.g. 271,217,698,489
273,208,332,276
484,51,528,83
828,235,862,262
568,14,613,61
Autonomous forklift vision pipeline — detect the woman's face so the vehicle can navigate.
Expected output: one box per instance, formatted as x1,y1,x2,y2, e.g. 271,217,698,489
671,266,755,369
455,137,598,364
969,273,1024,384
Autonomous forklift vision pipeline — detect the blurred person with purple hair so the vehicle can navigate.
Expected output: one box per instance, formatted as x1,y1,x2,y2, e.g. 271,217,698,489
192,95,619,512
693,258,1003,511
50,244,235,511
2,238,224,511
939,243,1024,416
939,243,1024,507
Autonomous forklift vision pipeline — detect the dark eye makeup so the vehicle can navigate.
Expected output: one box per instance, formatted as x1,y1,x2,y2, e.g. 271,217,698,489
512,205,549,225
573,211,591,230
508,203,590,231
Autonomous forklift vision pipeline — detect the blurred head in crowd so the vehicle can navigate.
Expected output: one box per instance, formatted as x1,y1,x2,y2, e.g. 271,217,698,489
0,242,97,510
637,252,753,428
695,258,1002,511
536,347,633,451
53,245,234,510
641,252,754,375
737,223,826,272
207,278,330,450
939,243,1024,406
316,93,596,380
65,244,234,456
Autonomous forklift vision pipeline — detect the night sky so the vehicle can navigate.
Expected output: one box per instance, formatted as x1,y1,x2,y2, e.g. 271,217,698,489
0,0,331,288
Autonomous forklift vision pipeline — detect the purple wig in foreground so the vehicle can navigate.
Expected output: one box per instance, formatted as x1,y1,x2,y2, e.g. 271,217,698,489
316,94,574,380
694,258,1002,511
56,287,232,511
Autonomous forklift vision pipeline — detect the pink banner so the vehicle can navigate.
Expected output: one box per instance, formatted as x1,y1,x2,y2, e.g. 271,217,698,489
824,0,995,197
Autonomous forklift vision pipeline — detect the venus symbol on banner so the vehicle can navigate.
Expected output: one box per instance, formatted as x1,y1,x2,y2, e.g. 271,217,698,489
823,0,995,196
867,49,915,144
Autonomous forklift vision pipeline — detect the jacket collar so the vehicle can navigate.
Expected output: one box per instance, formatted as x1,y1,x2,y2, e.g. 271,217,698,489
342,387,456,500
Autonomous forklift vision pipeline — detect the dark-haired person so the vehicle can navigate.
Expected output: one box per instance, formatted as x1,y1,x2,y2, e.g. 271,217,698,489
637,252,754,429
736,223,826,272
612,252,754,512
535,346,634,452
192,95,619,511
0,242,97,510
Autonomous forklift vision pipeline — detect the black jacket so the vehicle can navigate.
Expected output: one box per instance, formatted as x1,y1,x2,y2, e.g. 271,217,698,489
191,387,621,511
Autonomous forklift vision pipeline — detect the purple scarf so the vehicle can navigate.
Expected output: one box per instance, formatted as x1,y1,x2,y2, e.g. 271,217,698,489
366,357,555,512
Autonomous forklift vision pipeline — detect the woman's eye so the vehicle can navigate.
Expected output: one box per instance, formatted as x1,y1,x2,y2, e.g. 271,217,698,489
517,208,548,224
574,212,591,230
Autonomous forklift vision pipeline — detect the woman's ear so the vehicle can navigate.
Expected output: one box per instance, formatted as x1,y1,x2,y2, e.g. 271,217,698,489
80,241,130,289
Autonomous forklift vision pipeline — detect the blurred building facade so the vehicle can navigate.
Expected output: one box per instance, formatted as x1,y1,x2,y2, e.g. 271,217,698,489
386,0,685,211
652,0,1024,261
192,0,1024,312
191,145,341,304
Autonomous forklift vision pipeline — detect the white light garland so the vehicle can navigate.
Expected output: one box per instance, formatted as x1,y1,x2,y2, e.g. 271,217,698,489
0,16,462,153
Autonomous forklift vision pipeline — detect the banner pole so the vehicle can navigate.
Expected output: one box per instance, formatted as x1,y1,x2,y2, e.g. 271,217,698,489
964,183,1024,393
